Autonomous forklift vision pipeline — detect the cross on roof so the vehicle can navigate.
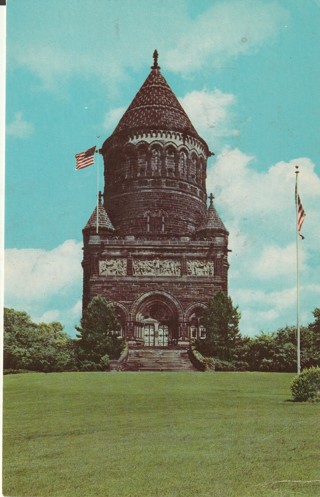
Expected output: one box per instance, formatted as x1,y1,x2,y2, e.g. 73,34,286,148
209,193,215,205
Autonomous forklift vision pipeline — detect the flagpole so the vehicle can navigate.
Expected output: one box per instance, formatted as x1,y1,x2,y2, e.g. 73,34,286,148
96,136,100,234
295,165,301,374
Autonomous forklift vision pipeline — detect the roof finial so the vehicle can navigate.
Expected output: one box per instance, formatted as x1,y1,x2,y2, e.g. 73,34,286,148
98,191,103,204
152,49,160,69
209,193,214,206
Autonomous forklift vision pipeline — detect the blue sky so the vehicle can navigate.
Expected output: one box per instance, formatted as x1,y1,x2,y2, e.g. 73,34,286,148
3,0,320,337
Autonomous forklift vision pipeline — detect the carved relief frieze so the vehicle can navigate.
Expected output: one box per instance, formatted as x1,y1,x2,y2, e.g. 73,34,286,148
99,259,127,276
133,258,181,276
187,260,214,276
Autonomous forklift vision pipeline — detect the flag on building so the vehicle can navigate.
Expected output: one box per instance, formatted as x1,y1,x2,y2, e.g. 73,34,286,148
297,194,306,234
75,146,96,170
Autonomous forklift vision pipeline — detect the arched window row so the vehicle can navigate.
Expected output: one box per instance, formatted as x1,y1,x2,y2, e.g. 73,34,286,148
106,143,206,189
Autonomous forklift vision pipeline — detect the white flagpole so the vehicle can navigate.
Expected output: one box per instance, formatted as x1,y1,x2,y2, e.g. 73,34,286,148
96,136,100,234
295,165,301,374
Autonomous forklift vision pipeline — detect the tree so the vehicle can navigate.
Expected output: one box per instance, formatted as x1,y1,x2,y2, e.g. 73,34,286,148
310,308,320,333
76,296,124,368
198,291,241,361
302,308,320,368
3,308,76,372
246,317,320,372
31,322,76,372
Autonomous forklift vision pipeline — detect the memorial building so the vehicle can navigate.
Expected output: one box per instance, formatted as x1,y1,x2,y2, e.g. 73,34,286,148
82,51,229,347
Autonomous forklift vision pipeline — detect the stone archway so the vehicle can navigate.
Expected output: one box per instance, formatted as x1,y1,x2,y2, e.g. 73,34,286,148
184,303,207,341
113,302,129,338
131,292,182,347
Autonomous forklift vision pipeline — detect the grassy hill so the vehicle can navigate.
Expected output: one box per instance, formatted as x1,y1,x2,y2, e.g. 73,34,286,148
3,372,320,497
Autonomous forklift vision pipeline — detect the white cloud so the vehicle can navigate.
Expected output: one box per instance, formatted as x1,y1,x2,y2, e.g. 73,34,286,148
70,299,83,317
34,309,61,324
5,239,82,304
33,299,83,337
179,89,238,145
233,287,295,308
232,284,320,336
165,0,288,74
206,150,320,335
6,112,34,139
252,243,305,279
208,149,320,233
5,241,83,336
8,0,288,93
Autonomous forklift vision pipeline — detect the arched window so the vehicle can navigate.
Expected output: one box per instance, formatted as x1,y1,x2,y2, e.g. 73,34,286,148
199,325,206,339
137,145,147,176
196,161,202,185
198,158,205,188
145,210,166,233
190,153,198,182
165,146,175,176
150,146,162,174
178,150,187,177
190,325,197,339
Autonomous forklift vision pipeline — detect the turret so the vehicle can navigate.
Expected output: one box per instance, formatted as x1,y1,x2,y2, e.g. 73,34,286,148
101,51,213,238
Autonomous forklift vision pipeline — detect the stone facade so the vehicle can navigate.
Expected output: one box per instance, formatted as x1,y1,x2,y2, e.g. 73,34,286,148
82,52,229,346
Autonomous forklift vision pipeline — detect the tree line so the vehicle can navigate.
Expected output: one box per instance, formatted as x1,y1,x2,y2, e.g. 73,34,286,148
197,292,320,372
3,293,320,373
3,297,125,373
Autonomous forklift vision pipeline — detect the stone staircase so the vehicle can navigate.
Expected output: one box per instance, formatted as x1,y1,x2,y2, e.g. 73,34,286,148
123,348,197,372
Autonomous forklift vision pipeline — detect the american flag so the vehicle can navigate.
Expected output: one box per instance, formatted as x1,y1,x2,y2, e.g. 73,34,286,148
75,146,96,170
297,194,306,233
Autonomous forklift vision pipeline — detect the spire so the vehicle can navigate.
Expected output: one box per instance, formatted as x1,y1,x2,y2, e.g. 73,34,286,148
151,49,160,69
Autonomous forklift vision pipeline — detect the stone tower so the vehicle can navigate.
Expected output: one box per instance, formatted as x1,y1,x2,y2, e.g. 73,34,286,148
82,51,229,347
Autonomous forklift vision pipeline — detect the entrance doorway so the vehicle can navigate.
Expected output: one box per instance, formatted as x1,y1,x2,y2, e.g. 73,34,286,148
133,293,180,347
142,321,169,347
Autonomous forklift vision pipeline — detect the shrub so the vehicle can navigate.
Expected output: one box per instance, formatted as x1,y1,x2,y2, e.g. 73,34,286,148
100,354,110,371
78,360,102,372
188,346,215,371
213,359,237,371
3,369,37,375
291,367,320,402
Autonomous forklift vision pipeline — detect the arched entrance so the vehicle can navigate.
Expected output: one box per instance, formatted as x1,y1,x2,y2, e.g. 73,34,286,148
131,293,180,347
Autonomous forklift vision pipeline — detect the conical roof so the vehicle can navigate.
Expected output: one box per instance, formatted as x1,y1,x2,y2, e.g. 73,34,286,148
111,51,203,143
198,194,228,234
83,196,115,231
206,203,227,232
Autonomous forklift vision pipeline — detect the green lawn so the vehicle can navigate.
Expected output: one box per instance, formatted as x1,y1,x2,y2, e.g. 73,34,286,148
3,372,320,497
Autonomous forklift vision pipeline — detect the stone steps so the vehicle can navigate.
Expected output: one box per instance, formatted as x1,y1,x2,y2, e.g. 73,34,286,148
123,348,196,372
